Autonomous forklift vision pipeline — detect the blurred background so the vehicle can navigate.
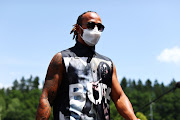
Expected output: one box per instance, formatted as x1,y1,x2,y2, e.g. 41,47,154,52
0,0,180,119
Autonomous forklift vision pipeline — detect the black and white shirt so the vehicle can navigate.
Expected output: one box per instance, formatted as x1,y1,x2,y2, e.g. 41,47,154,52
53,42,113,120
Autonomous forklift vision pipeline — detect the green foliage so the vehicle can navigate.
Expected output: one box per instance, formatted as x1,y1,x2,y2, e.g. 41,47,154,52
0,76,42,120
32,76,39,89
5,98,25,120
0,76,180,120
110,77,180,120
12,79,19,90
0,95,6,119
136,112,147,120
121,77,127,90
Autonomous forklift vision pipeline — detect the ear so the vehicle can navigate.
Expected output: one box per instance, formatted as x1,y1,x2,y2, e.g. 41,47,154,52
75,24,81,34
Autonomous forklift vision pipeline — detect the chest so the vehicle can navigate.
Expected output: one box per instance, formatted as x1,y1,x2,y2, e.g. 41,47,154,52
63,57,112,86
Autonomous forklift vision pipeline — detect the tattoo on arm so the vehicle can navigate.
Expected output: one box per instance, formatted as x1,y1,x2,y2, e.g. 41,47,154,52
45,52,63,102
37,98,51,120
36,53,64,120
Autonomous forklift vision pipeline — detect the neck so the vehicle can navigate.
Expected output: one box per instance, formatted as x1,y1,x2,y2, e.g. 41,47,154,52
77,34,90,47
71,41,95,57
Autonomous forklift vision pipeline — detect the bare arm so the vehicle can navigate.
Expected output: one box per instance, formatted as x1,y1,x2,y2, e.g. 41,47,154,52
111,63,137,120
36,53,64,120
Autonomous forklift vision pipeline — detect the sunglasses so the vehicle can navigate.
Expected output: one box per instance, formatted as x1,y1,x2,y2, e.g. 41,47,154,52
83,22,105,32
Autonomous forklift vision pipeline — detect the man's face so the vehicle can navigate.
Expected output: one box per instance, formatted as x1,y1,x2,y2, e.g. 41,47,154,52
81,12,102,29
77,12,102,46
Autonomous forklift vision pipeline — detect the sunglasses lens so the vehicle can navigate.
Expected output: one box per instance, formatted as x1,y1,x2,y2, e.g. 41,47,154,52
87,22,95,30
86,22,105,32
97,23,104,32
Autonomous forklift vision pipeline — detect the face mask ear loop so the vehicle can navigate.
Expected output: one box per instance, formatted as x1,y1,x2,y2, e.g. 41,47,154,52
78,25,84,39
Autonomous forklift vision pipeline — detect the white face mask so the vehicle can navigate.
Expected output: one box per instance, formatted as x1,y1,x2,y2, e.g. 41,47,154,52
79,25,101,46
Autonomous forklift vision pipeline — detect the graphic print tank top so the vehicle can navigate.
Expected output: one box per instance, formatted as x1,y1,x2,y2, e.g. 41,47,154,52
53,42,113,120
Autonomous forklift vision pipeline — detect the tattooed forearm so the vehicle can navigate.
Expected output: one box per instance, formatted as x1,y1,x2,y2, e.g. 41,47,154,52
36,53,64,120
43,77,58,105
36,96,51,120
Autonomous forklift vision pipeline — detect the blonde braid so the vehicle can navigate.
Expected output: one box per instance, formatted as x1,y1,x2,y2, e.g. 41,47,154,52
70,24,77,40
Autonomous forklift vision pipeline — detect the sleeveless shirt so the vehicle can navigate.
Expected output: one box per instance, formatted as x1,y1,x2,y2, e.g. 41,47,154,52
53,42,113,120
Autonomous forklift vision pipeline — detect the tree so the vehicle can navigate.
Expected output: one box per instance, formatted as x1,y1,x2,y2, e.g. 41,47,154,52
121,77,127,90
12,79,19,90
154,80,162,97
32,76,39,89
19,77,26,92
26,75,33,91
0,95,6,120
5,98,23,120
132,80,136,89
145,79,152,91
169,78,176,88
137,79,143,91
1,75,180,120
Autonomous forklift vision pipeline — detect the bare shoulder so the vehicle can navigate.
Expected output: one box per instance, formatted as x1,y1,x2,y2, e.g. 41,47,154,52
45,52,64,80
49,52,62,67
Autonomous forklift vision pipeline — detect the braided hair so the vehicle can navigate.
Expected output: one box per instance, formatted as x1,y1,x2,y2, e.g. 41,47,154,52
70,11,97,41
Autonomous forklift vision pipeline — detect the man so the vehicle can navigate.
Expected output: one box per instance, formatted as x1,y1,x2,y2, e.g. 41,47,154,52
36,11,138,120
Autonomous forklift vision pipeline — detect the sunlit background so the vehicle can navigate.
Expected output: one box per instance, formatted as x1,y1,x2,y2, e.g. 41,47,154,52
0,0,180,88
